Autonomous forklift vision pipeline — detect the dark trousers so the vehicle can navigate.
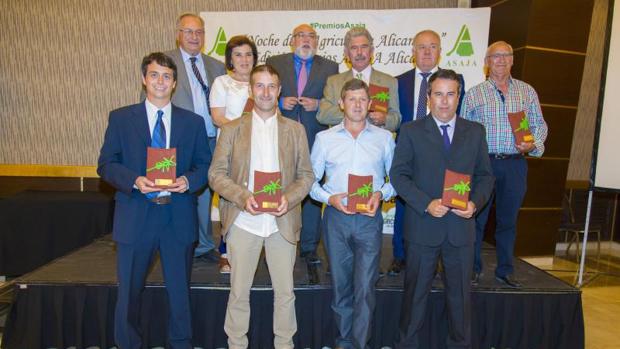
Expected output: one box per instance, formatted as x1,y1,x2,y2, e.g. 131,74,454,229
391,196,406,260
398,239,473,349
323,206,383,349
114,204,194,349
474,156,527,277
299,196,323,254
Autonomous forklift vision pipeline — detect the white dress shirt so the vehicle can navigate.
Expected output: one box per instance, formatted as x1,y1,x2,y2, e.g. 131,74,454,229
351,65,373,85
233,111,280,237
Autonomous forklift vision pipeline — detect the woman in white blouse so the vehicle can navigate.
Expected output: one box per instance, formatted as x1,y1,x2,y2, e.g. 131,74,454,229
209,35,257,273
210,35,257,130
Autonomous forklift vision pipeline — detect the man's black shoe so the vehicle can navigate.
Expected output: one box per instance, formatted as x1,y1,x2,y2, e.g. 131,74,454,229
195,249,220,263
301,251,321,264
471,272,481,286
495,274,522,288
387,259,405,276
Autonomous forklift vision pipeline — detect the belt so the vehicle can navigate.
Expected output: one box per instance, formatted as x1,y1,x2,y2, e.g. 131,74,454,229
489,153,523,160
150,195,171,205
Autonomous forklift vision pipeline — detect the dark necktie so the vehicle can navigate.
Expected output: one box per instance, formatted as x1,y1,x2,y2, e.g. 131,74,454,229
152,110,166,148
189,57,211,110
147,110,165,199
416,72,431,120
440,124,451,151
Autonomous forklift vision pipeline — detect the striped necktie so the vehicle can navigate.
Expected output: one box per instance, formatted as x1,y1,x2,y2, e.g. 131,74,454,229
416,72,431,120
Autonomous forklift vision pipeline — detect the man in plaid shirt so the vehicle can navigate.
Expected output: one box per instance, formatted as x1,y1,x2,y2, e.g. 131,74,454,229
461,41,548,288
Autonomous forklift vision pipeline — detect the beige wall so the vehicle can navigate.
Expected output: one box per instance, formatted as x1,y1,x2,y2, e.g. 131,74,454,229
0,0,457,166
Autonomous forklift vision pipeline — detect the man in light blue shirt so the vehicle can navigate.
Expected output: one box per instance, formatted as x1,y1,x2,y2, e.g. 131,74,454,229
163,13,227,263
310,79,395,349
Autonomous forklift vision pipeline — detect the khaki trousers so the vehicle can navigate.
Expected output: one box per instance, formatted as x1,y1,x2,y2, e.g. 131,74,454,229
224,224,297,349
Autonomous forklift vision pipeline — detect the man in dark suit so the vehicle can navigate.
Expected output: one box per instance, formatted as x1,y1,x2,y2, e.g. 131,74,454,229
390,69,493,349
98,52,211,349
389,30,466,276
165,13,226,262
266,23,339,264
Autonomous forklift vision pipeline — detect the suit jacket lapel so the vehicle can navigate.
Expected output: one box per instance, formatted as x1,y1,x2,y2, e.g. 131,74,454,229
130,103,151,147
173,50,193,103
170,106,183,148
450,117,467,156
239,115,252,181
276,115,289,182
423,114,447,156
283,54,298,96
304,56,321,95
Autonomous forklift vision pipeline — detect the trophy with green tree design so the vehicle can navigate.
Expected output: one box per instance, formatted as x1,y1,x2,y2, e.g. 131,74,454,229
347,174,373,213
146,147,177,188
508,111,534,145
253,171,282,212
441,169,471,210
368,84,390,113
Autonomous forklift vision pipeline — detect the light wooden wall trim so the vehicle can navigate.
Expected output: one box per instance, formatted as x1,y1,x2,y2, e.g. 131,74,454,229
0,164,98,178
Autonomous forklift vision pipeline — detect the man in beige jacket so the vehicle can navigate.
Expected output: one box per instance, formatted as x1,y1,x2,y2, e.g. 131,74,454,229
317,26,401,132
209,64,314,349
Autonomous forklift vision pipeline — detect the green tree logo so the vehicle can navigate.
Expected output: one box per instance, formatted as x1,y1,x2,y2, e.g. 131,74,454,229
446,25,474,57
207,27,227,56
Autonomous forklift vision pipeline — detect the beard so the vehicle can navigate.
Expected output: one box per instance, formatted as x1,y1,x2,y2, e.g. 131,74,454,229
295,46,316,60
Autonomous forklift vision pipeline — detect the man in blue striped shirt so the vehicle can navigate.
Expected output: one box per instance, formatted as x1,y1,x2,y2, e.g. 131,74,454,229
461,41,548,288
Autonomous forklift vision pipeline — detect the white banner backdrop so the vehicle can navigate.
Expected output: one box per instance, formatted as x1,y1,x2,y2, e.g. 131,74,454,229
201,8,490,88
202,8,491,233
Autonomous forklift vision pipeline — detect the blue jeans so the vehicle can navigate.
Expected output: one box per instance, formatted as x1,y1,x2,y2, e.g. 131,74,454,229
474,156,527,277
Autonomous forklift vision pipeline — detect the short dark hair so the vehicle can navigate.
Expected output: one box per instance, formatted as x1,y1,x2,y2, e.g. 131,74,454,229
225,35,258,71
340,78,369,100
250,64,280,86
427,69,461,96
141,52,177,81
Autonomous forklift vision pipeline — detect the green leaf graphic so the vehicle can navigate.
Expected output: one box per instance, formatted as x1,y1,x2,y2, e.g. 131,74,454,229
254,179,282,196
146,156,176,173
349,183,373,198
444,180,471,196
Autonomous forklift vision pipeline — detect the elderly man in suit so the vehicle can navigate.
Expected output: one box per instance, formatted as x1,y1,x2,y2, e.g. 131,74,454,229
317,27,401,132
266,23,339,265
390,69,494,349
165,13,227,263
388,29,466,276
98,52,211,349
209,64,314,349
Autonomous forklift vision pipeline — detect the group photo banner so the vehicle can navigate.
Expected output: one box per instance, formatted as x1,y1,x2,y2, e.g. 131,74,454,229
201,8,491,87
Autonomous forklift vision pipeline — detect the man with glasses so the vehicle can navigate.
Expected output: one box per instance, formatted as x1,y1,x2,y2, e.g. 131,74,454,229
461,41,548,288
389,29,466,276
266,24,339,265
165,13,226,263
318,27,401,132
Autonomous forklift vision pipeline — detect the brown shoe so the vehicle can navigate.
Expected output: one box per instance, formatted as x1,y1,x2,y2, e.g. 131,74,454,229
219,257,231,274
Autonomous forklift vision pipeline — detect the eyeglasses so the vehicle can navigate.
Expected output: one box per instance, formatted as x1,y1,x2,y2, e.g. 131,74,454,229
179,28,205,37
294,32,317,39
415,44,440,51
487,53,513,59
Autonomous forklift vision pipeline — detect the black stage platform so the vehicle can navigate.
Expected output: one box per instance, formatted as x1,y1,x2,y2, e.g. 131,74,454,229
2,235,584,349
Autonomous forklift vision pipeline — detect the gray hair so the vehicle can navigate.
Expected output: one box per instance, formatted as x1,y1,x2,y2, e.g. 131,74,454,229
175,13,204,29
344,27,374,48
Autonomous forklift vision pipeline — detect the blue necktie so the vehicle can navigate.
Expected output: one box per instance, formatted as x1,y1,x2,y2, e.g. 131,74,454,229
152,110,166,148
440,124,451,151
146,110,165,199
416,72,431,120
